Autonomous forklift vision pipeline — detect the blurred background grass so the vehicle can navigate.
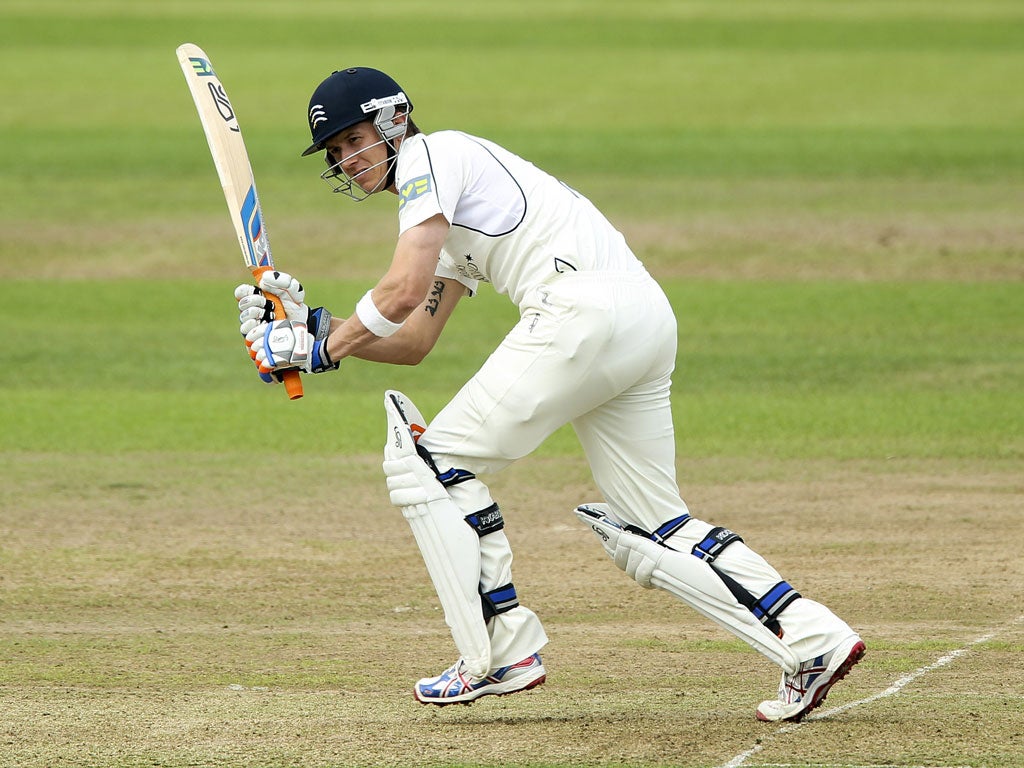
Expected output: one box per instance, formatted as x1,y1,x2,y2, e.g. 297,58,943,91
0,279,1020,461
0,0,1022,464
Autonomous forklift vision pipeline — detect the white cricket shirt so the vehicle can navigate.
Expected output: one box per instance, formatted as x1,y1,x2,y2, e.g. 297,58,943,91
395,131,645,308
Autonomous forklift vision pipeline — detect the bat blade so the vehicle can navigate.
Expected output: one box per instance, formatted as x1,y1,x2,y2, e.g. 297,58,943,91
176,42,302,400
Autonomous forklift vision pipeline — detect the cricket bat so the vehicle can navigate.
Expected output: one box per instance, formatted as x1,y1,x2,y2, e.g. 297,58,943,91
176,42,303,400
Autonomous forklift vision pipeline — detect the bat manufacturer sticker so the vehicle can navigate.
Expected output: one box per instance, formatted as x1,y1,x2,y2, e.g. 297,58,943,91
206,82,239,131
189,57,215,77
239,184,271,268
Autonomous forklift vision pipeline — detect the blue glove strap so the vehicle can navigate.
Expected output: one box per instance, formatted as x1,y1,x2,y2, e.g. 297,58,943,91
261,322,276,365
309,339,339,374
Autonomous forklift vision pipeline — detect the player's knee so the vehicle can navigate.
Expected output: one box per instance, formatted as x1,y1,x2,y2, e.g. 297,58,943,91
663,519,801,636
430,462,506,537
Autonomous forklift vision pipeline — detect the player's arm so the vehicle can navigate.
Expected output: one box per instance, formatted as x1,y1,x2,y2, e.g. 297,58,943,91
345,276,465,365
324,213,457,365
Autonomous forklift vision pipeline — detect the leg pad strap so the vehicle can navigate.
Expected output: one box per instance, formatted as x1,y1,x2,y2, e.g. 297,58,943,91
576,503,802,673
691,526,743,562
464,503,505,536
481,583,519,621
657,520,801,636
753,581,801,633
436,465,476,488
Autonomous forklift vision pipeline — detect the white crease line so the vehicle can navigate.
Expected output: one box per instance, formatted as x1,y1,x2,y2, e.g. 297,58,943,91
718,615,1023,768
755,765,975,768
756,765,975,768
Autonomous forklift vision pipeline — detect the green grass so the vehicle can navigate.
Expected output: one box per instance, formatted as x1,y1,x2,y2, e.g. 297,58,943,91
3,1,1024,223
0,280,1020,460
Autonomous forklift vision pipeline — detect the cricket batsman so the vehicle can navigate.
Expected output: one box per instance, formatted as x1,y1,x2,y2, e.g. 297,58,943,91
235,66,865,721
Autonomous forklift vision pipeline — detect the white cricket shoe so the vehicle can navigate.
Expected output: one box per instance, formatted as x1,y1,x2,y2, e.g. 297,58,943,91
756,634,866,722
414,653,546,705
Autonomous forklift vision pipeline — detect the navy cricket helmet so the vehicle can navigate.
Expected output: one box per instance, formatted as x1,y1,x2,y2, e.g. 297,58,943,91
301,67,412,157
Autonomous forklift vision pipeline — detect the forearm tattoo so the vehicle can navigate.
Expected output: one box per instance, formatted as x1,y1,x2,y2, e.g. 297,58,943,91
424,280,445,317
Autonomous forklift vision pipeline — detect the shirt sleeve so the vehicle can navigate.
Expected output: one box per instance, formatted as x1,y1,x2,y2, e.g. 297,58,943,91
397,134,477,295
436,249,478,296
397,134,457,235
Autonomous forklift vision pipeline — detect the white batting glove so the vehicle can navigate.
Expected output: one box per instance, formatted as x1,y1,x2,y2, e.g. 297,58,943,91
236,273,334,341
249,320,338,375
251,319,311,372
258,271,308,320
236,285,270,340
235,271,306,333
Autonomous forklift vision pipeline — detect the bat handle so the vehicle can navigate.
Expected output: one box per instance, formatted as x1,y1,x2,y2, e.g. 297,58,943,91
252,267,304,401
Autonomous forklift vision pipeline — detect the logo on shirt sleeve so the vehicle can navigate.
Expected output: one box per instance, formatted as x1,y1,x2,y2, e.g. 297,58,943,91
398,174,432,208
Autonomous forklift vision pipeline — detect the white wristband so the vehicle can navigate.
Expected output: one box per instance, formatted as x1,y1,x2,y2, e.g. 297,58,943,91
355,290,404,337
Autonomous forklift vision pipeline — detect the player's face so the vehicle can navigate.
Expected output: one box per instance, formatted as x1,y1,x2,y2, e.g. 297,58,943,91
324,122,390,193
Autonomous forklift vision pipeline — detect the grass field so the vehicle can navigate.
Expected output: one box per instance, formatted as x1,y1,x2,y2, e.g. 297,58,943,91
2,2,1023,767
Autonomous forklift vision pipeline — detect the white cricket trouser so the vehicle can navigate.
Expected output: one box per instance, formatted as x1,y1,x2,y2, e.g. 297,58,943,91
419,270,850,668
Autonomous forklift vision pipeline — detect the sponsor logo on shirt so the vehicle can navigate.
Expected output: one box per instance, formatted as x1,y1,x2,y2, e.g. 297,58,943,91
398,174,432,208
457,253,488,283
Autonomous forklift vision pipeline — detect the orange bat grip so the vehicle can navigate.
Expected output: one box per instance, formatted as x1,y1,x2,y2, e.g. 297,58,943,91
252,267,304,400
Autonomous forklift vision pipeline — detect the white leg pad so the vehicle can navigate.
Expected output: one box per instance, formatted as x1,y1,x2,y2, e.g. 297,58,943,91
384,391,491,678
577,504,801,673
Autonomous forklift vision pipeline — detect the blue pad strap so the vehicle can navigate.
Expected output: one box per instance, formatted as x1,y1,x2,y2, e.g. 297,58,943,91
691,526,744,562
652,514,691,543
623,513,691,544
753,581,801,629
481,583,519,620
464,503,504,536
436,467,476,487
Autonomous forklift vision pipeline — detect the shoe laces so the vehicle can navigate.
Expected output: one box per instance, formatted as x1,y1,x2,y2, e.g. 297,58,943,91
780,654,828,703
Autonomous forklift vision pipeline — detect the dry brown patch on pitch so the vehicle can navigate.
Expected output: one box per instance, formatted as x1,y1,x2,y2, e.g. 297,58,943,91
2,454,1022,766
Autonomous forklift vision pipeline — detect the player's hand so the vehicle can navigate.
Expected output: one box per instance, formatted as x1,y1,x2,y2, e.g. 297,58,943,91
235,274,306,331
236,275,333,341
248,320,338,375
258,270,309,321
234,272,335,384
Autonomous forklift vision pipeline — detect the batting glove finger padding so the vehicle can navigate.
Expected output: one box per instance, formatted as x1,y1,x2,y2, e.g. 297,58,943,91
236,285,275,359
239,305,270,338
234,283,260,302
244,322,265,349
236,286,270,312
